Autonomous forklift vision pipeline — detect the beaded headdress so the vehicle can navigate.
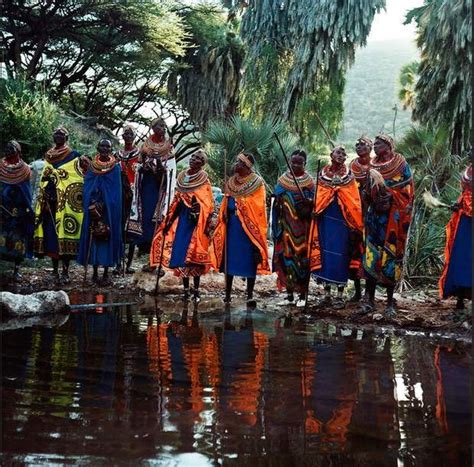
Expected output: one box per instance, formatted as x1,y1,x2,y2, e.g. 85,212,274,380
238,153,253,169
356,136,373,147
53,126,69,137
376,133,394,150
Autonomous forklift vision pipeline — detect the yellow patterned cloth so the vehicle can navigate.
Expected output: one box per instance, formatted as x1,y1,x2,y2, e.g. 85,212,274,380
34,157,84,256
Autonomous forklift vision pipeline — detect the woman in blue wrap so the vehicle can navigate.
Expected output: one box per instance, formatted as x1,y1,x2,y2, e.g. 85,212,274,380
78,139,123,285
0,141,33,282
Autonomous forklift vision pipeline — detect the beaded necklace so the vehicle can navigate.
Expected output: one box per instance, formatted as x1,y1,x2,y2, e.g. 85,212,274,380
91,154,116,175
278,171,314,192
319,164,353,187
116,147,139,161
350,157,371,181
176,169,209,193
141,136,174,162
226,172,263,197
0,158,31,184
45,145,73,165
370,152,405,180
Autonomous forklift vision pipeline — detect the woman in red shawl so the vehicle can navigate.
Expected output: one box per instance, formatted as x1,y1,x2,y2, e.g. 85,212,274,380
439,163,472,311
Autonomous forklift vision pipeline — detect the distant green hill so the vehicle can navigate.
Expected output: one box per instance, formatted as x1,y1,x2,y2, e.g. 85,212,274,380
338,39,419,147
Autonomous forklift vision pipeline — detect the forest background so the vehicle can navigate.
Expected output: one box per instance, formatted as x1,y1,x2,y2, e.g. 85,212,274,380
0,0,472,287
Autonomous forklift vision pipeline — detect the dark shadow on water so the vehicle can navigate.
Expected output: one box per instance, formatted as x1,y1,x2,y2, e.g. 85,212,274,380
1,303,471,465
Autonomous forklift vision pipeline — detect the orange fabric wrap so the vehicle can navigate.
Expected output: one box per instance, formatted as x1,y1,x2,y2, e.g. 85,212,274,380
308,179,363,272
438,189,472,298
210,184,270,275
150,181,214,270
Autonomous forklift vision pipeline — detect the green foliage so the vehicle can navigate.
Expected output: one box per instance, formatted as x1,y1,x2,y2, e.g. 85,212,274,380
2,0,188,129
405,0,472,153
240,0,386,143
0,79,60,162
0,78,119,162
167,3,244,127
204,116,302,189
398,62,419,111
397,124,467,282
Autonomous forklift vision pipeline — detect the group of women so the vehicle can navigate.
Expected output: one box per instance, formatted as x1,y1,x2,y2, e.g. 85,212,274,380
0,118,471,316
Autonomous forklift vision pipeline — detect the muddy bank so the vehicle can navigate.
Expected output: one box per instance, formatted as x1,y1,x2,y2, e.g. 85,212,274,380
1,259,471,338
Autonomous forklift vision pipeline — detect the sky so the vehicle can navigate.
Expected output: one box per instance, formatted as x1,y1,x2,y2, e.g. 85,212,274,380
368,0,424,42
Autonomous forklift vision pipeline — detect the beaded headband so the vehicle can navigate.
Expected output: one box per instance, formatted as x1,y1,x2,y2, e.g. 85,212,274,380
356,136,373,146
376,133,394,149
122,124,136,134
53,126,69,136
238,153,253,168
193,150,208,164
8,140,21,153
151,117,167,129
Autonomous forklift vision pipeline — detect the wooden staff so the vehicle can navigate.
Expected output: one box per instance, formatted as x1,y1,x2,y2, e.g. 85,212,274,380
154,168,174,294
223,149,229,282
304,159,321,312
273,132,305,198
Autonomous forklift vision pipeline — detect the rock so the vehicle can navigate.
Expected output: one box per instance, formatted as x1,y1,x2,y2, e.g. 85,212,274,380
373,313,384,321
0,290,70,317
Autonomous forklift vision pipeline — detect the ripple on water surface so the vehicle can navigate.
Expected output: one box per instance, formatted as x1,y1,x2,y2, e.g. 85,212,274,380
1,304,471,466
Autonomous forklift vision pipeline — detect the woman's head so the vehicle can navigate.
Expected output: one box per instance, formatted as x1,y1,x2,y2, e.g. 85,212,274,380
234,152,255,176
330,146,347,165
355,136,372,158
53,126,69,147
189,149,207,173
290,149,307,176
122,125,136,145
4,140,21,161
374,134,394,158
151,118,167,138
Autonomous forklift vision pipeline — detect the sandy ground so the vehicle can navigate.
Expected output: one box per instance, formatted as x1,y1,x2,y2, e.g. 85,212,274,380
1,256,471,339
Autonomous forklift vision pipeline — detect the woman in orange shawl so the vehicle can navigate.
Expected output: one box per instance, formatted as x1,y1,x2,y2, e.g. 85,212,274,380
150,150,215,302
210,152,270,305
439,163,472,310
362,134,414,317
309,147,363,309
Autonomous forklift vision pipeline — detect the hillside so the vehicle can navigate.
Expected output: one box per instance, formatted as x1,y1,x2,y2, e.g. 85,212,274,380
339,39,419,147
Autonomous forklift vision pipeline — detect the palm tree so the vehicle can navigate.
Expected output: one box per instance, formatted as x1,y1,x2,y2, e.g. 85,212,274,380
204,116,300,189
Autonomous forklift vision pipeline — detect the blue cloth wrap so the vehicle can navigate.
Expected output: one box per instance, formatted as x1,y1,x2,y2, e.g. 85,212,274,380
137,171,160,244
169,203,195,268
77,164,123,267
220,196,257,278
313,198,350,285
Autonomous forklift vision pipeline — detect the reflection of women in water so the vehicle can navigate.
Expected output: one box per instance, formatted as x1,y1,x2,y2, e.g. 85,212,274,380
302,338,357,448
218,310,267,430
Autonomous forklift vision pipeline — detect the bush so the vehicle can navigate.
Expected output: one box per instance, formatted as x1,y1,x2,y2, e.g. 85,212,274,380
0,78,119,162
0,79,60,162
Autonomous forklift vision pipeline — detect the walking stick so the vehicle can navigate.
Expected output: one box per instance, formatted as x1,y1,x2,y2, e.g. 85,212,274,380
304,159,321,312
223,149,229,297
155,168,174,294
273,132,305,199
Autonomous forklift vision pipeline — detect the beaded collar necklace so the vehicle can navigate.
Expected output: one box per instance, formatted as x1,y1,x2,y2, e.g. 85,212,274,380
45,145,72,165
350,157,371,180
0,158,31,184
226,172,263,197
319,164,353,187
176,169,209,193
370,152,405,179
141,136,174,162
278,171,314,192
116,147,139,161
91,154,116,174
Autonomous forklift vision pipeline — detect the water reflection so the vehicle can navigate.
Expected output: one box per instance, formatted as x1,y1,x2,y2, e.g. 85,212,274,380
1,305,471,465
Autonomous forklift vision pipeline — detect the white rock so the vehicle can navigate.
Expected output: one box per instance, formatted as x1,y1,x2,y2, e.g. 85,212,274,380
373,313,384,321
0,290,70,316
